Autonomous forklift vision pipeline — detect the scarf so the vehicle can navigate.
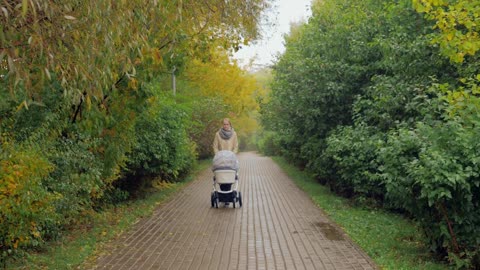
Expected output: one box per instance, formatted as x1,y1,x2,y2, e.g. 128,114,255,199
219,128,233,140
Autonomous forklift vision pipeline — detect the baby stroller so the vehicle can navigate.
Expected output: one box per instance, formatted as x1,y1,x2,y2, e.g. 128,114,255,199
211,150,243,208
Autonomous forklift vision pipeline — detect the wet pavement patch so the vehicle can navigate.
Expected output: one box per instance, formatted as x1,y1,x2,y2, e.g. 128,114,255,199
316,222,344,241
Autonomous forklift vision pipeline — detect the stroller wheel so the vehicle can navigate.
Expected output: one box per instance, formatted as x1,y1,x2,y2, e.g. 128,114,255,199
211,193,215,208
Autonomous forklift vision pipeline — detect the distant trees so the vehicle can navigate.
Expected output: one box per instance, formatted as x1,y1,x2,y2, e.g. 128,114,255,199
182,50,261,156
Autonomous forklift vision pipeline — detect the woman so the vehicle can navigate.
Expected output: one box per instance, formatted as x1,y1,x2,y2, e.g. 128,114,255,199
212,118,239,197
212,118,238,154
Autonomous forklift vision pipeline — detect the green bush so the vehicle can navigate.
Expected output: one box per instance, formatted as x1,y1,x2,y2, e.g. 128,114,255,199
183,95,229,159
257,131,282,156
125,94,196,184
0,77,144,263
379,104,480,268
75,81,140,184
0,141,60,263
43,134,104,224
323,124,385,200
2,80,112,223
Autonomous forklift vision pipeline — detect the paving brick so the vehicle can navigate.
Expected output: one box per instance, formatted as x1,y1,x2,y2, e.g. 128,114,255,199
92,152,378,270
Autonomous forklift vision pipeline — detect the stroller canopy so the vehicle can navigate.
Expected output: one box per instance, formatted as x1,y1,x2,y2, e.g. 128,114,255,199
212,150,239,171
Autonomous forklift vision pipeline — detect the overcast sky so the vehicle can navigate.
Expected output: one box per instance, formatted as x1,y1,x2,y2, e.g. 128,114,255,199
233,0,312,70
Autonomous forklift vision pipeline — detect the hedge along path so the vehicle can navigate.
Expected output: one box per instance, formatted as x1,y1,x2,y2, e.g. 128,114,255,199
92,152,377,270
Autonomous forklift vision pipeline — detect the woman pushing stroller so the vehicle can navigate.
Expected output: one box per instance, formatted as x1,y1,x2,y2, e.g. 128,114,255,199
213,118,239,190
211,118,241,207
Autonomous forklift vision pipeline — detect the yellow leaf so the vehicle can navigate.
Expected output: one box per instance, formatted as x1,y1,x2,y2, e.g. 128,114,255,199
128,78,138,90
7,182,17,192
472,86,480,95
446,32,454,41
86,95,91,110
32,230,41,238
152,48,163,64
15,100,28,112
22,0,28,17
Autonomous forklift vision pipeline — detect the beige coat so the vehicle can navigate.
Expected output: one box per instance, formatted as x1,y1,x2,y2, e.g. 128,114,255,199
213,130,239,154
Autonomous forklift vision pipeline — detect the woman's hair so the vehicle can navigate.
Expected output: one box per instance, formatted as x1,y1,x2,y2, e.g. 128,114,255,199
223,118,231,126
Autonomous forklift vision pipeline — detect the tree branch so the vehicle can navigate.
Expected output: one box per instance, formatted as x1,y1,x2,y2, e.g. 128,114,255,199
71,91,86,124
439,203,460,254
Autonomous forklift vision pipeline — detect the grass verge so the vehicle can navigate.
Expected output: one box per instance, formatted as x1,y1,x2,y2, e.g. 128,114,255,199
8,159,211,270
272,156,448,270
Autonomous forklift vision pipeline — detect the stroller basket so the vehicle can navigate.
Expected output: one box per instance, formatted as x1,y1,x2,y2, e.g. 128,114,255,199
214,170,236,184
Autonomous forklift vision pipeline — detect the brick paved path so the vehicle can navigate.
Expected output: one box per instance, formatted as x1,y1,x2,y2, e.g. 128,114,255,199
93,152,377,270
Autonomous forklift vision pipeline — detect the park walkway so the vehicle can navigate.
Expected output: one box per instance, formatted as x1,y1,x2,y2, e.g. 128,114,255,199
92,152,377,270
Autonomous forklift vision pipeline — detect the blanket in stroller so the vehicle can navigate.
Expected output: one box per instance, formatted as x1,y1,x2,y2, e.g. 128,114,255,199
212,150,239,172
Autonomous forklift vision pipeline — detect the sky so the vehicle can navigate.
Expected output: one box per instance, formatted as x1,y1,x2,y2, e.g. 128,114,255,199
233,0,312,70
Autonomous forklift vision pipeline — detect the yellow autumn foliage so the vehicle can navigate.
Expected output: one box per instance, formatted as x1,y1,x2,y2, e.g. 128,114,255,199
413,0,480,117
181,48,269,149
185,50,259,117
0,142,58,251
413,0,480,63
1,0,269,104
